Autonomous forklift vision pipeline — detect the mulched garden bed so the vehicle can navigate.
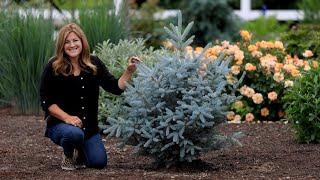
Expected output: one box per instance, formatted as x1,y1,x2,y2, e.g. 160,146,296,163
1,110,319,179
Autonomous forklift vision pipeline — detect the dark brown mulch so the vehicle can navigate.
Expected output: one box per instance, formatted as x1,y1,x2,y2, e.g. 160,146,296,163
0,111,319,179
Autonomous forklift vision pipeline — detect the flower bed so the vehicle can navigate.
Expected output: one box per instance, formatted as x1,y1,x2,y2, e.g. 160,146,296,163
186,30,318,123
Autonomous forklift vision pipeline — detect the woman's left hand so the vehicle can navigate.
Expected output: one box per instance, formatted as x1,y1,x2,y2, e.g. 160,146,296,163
126,56,141,74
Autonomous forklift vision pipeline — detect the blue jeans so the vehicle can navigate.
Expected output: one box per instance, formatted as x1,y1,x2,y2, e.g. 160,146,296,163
47,123,107,169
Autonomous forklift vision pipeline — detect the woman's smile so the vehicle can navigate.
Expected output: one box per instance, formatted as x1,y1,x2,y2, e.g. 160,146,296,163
64,32,82,61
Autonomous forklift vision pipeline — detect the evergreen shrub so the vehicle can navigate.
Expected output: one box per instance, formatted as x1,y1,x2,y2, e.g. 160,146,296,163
284,67,320,143
105,12,243,167
180,0,241,46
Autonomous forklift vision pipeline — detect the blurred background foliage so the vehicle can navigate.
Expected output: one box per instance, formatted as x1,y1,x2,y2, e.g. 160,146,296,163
242,16,289,41
77,1,128,51
298,0,320,23
129,0,172,48
179,0,241,46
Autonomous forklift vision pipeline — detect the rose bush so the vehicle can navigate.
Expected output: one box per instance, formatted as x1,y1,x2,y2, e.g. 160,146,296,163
186,31,319,123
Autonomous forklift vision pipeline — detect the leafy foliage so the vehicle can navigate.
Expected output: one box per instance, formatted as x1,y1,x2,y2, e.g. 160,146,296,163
284,67,320,143
282,24,320,58
104,12,242,167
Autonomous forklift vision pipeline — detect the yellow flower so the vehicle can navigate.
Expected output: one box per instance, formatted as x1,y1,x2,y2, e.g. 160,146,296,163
229,114,242,124
283,64,296,73
303,50,314,58
245,113,254,122
294,59,304,67
234,50,244,62
231,65,241,75
251,51,263,58
234,115,242,122
185,46,193,51
240,30,252,41
195,47,203,55
260,54,277,68
245,63,257,71
256,41,274,49
252,93,263,104
312,61,319,68
273,72,284,83
248,45,258,52
274,63,284,73
261,107,269,117
304,64,311,71
226,111,235,121
240,85,255,98
284,80,294,88
290,69,300,77
163,40,174,50
221,40,230,48
234,100,244,109
274,41,284,50
268,91,278,101
225,73,236,84
205,46,222,58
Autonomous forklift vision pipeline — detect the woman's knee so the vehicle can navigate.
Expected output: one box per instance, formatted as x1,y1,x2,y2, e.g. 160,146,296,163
87,153,108,169
61,127,84,144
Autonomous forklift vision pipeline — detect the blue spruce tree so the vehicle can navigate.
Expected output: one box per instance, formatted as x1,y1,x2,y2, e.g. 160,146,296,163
105,12,243,168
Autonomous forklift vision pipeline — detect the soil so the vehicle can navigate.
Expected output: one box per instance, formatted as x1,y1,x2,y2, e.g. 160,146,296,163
1,109,320,179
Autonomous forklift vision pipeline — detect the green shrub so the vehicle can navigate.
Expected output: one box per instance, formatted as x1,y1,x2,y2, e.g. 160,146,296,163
78,1,128,52
94,39,167,124
242,16,288,41
281,24,320,58
130,0,171,48
284,67,320,143
0,11,54,114
180,0,241,46
104,12,242,167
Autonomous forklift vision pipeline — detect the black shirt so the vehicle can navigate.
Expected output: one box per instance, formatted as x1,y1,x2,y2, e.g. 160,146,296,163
40,55,123,138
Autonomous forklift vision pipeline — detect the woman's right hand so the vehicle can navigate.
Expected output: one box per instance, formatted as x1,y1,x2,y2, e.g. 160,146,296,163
48,104,83,128
65,115,83,128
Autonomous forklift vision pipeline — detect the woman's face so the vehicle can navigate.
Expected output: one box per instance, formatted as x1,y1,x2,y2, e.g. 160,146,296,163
64,32,82,61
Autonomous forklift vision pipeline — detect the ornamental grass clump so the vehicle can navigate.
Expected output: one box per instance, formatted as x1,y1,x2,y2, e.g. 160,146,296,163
191,30,318,123
105,12,243,167
78,1,128,51
0,11,54,114
284,66,320,143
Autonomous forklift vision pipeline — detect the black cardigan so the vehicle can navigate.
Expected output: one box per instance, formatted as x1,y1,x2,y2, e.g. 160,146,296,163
40,55,123,138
